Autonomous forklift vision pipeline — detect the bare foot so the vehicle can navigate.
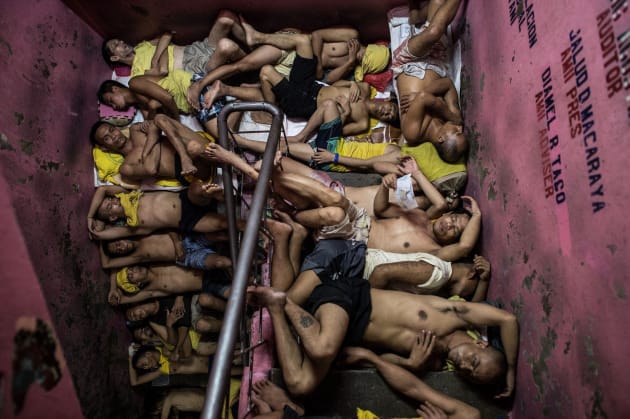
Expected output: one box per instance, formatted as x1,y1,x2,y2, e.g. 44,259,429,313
200,183,224,199
202,142,234,164
187,81,203,111
179,155,198,178
202,80,225,110
274,210,308,240
247,286,286,310
266,217,292,239
251,393,272,414
252,379,304,415
239,15,261,47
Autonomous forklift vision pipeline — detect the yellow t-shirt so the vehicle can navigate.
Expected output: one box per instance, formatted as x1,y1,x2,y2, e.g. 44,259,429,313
401,142,466,182
131,41,175,79
157,69,193,114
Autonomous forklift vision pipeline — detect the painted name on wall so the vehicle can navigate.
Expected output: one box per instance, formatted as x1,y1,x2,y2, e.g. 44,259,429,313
508,0,538,48
561,28,606,213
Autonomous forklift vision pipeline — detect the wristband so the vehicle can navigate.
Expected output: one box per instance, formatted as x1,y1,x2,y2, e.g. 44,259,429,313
334,153,339,163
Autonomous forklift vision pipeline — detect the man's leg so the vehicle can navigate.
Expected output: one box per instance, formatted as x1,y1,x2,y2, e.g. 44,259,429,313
202,81,265,111
241,19,313,59
248,286,341,396
287,99,340,144
406,0,461,58
266,218,295,291
153,114,202,177
204,10,247,71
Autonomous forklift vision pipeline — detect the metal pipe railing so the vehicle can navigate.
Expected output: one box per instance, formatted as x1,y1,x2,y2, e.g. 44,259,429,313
202,101,284,419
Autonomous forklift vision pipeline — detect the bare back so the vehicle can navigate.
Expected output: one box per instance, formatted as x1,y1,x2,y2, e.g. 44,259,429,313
397,70,444,141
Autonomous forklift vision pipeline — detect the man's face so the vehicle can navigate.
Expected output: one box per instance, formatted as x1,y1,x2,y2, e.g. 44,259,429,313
133,326,156,343
375,101,398,123
106,39,134,61
107,239,135,255
126,303,152,321
433,212,469,244
448,341,501,384
102,88,129,111
97,196,125,223
95,123,127,151
135,350,159,371
126,266,148,284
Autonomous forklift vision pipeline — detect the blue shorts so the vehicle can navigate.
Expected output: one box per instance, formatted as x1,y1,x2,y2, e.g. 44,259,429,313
177,234,216,270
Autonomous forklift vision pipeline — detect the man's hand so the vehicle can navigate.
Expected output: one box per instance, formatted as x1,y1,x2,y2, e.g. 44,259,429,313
416,402,447,419
108,289,122,306
399,92,419,114
166,308,184,328
407,330,436,370
495,367,515,399
461,195,481,216
382,173,399,190
171,297,185,318
347,39,360,64
397,155,420,175
348,80,361,103
335,95,351,120
473,255,491,281
138,120,153,134
312,148,335,164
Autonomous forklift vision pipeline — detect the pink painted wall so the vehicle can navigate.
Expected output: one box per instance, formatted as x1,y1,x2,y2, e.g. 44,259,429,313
0,0,140,417
462,0,630,417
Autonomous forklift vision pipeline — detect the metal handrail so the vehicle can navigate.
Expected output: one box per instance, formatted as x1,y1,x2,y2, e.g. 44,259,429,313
201,101,283,419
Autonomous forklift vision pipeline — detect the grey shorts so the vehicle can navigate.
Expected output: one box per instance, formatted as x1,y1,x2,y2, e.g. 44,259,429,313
183,37,215,74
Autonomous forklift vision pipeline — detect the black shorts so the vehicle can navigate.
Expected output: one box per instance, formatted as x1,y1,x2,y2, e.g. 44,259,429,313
302,240,371,346
178,190,217,234
272,55,323,119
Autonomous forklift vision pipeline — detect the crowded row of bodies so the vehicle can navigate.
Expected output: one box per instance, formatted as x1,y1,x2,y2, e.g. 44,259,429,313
88,1,517,418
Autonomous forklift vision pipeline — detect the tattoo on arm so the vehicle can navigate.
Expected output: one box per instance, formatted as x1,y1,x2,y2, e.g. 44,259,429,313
299,314,315,328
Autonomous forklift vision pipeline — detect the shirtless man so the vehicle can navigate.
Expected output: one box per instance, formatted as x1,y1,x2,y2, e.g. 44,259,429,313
233,21,396,134
248,273,517,398
393,0,467,163
107,264,228,306
86,184,241,241
187,25,390,110
251,359,480,419
100,232,231,271
269,162,479,260
103,9,247,77
90,115,217,184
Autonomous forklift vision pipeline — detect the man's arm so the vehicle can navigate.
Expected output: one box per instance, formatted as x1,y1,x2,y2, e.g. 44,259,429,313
446,299,519,398
119,289,171,305
346,347,481,419
146,32,173,76
311,27,360,80
373,174,408,218
399,156,448,218
91,225,155,241
100,244,145,269
434,196,481,262
129,76,180,119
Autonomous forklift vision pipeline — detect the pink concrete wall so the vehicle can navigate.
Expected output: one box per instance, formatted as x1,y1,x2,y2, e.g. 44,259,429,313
0,0,139,417
61,0,404,45
462,0,630,417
